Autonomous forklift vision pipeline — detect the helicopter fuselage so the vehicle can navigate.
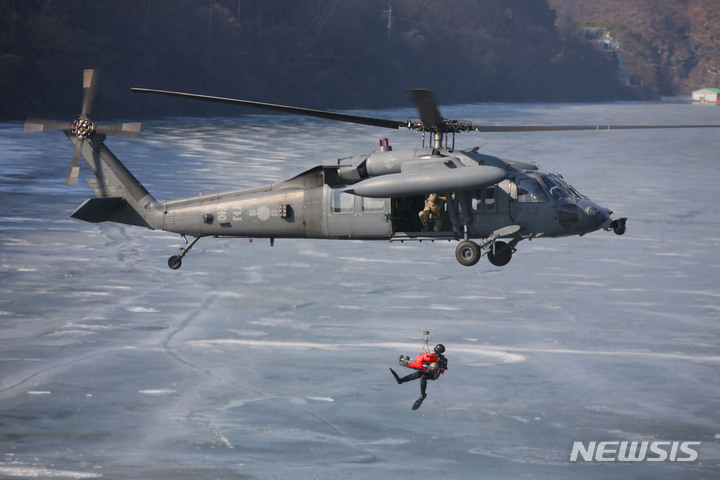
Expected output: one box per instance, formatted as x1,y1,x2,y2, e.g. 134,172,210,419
159,146,615,239
69,133,624,268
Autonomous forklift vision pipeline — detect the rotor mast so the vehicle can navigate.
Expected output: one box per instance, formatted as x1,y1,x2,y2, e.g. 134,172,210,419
432,132,443,150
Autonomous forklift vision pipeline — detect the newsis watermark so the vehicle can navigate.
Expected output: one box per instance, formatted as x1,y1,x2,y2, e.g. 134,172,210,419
570,441,701,462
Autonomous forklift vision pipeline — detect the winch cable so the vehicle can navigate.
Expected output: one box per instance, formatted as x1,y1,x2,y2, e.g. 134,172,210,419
437,380,464,478
423,240,464,477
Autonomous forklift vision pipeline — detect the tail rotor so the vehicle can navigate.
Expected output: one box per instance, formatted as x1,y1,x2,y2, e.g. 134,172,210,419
25,69,142,185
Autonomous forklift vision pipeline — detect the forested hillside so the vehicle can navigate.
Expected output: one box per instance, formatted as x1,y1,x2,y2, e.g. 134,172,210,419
549,0,720,96
1,0,646,120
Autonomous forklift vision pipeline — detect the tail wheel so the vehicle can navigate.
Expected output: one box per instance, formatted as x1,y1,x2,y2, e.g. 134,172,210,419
168,256,182,270
487,240,512,266
455,240,480,267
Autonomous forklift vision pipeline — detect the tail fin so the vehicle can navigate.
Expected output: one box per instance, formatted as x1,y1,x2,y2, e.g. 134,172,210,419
68,132,164,229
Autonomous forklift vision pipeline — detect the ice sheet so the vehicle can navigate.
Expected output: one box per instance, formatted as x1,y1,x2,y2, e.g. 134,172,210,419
1,101,719,479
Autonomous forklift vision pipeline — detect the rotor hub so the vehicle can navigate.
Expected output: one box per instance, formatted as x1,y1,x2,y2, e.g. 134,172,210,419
71,115,97,139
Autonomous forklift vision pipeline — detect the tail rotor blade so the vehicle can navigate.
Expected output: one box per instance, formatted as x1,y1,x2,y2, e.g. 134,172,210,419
65,141,83,186
26,68,144,188
66,165,80,186
24,119,72,132
24,121,46,132
97,122,142,136
120,122,142,135
82,69,100,117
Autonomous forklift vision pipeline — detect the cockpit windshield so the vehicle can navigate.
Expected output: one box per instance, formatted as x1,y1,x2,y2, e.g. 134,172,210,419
540,173,586,201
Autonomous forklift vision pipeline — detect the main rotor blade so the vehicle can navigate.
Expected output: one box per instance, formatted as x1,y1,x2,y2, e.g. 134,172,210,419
82,69,100,117
472,124,720,133
406,89,444,131
131,88,405,130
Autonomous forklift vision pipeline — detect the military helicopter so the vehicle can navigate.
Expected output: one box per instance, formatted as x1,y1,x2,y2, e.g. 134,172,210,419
26,69,720,269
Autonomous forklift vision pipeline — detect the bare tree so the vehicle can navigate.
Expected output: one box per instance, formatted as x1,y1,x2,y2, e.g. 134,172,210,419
307,0,338,34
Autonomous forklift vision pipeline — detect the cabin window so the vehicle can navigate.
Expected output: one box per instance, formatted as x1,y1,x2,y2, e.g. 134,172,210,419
484,186,495,210
516,178,548,203
361,197,385,212
472,186,496,212
331,190,354,213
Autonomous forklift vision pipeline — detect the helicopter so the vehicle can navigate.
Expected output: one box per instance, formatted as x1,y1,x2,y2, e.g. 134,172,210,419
26,69,720,269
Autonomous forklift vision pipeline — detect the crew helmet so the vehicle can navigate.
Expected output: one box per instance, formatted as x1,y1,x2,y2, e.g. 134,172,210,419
434,344,445,354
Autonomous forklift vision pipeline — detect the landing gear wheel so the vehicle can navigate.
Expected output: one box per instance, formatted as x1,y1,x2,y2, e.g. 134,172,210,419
612,218,627,235
455,240,480,267
167,235,201,270
487,241,512,267
168,255,182,270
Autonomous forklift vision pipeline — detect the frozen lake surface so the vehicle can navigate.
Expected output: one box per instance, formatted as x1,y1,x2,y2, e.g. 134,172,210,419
1,100,719,479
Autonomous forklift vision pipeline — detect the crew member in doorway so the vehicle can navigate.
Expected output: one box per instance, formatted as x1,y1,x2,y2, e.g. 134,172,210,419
390,344,448,410
419,193,446,232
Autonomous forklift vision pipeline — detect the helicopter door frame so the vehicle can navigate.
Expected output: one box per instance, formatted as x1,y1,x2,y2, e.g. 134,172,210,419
470,183,514,236
508,175,554,235
508,180,517,222
390,195,425,233
389,194,457,235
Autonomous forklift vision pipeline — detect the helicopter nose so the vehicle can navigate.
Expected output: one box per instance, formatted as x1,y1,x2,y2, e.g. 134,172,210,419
557,200,612,234
584,203,611,231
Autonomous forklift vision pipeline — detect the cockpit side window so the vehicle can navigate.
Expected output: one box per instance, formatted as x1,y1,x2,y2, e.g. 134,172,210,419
557,176,586,199
541,175,571,201
516,178,548,203
541,174,586,201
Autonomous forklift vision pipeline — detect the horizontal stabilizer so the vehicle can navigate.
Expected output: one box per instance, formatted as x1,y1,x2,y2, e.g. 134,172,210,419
71,197,151,228
71,197,123,222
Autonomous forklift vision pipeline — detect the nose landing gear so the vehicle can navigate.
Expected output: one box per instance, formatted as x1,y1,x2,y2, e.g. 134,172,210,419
610,218,627,235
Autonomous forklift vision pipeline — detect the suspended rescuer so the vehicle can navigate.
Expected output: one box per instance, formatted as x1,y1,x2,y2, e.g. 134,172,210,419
390,344,448,410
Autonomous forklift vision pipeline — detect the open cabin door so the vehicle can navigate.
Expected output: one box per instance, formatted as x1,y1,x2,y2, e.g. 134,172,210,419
390,194,454,235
